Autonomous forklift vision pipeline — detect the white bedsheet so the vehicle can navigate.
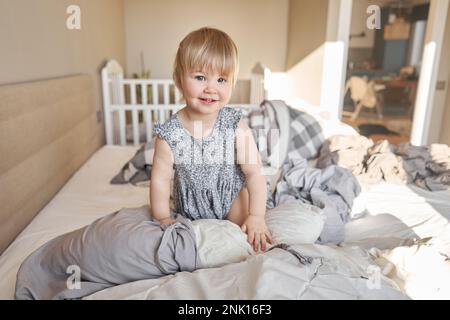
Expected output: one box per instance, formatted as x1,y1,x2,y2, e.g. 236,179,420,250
85,244,407,300
346,183,450,253
344,183,450,299
1,146,449,300
0,145,148,299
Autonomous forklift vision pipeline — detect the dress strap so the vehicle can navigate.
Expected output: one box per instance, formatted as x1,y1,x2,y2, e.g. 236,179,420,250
153,115,182,150
220,107,243,131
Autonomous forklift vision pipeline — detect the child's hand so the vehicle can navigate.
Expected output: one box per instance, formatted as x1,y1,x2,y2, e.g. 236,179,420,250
158,217,176,225
241,215,273,252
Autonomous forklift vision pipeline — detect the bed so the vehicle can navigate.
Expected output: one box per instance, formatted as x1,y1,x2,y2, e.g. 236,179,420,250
0,145,148,299
1,63,449,300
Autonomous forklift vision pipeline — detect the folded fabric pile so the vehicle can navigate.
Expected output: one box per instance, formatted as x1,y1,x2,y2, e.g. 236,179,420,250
316,135,450,191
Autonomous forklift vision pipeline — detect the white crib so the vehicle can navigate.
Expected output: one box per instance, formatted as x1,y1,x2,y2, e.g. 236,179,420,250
101,60,269,146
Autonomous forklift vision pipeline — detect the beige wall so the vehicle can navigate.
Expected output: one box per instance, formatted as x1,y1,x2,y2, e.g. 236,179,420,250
284,0,328,107
123,0,289,81
0,0,126,141
286,0,328,69
285,45,326,107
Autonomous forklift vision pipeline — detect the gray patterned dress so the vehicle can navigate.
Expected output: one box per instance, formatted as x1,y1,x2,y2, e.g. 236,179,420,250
153,107,246,220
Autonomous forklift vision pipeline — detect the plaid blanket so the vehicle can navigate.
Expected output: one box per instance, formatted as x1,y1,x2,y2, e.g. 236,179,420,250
247,100,324,168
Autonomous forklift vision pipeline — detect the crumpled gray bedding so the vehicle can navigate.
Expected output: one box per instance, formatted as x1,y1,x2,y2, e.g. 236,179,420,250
317,135,450,191
83,243,409,300
247,101,361,245
269,156,361,244
110,141,154,186
15,206,200,300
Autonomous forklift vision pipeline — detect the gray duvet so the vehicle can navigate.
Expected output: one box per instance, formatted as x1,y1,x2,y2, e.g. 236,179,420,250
15,206,200,300
271,156,361,244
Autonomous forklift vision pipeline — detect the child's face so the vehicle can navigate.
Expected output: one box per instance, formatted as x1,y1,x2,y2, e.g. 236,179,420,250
182,69,233,115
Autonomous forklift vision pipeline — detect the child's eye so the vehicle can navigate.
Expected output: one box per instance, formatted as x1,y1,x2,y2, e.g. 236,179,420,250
218,78,227,84
195,75,205,81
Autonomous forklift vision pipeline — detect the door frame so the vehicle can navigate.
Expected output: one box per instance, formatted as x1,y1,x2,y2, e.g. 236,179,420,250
410,0,448,145
323,0,448,146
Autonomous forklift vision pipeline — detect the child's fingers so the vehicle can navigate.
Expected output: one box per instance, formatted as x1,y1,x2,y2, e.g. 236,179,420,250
247,231,255,247
254,233,261,252
265,231,273,244
241,224,247,233
260,234,267,251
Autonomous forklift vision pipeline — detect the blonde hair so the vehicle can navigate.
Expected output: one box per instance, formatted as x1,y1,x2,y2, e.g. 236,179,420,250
173,27,239,91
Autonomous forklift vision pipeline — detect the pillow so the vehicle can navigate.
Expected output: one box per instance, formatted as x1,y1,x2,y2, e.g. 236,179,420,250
193,219,254,268
193,200,326,268
265,201,326,245
110,140,154,186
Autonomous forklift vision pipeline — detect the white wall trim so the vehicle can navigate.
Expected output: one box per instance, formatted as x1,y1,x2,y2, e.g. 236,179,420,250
320,0,353,119
411,0,449,146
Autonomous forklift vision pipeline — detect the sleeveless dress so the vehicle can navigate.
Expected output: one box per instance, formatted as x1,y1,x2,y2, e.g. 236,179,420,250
153,107,246,220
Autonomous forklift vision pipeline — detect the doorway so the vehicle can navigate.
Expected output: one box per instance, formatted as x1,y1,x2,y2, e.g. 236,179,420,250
342,0,430,144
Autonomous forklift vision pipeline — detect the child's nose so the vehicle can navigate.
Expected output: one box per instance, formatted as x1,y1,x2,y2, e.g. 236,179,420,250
204,80,218,93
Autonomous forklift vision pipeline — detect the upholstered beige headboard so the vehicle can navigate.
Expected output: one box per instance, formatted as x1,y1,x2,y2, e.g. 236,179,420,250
0,75,102,254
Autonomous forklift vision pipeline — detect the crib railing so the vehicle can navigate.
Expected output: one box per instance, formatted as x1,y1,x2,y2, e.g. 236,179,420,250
101,60,266,146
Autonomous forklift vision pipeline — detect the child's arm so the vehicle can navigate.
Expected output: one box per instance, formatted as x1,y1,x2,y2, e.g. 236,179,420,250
236,119,273,252
150,136,175,225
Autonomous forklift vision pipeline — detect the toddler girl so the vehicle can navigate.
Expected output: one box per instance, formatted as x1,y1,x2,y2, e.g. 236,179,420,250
150,27,272,252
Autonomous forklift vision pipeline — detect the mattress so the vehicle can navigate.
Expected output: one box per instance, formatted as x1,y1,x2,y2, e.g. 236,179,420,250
1,145,449,300
346,182,450,252
0,145,147,299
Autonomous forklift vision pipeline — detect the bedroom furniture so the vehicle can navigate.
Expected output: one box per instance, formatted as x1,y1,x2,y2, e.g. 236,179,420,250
1,68,449,300
101,60,266,146
373,78,417,118
344,76,385,121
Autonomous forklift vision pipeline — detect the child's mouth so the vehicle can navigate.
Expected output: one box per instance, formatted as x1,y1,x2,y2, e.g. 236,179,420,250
199,98,218,105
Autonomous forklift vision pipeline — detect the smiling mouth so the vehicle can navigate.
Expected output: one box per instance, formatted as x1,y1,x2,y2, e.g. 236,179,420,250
199,98,218,104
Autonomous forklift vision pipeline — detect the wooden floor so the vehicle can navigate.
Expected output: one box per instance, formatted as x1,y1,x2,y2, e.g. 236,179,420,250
342,109,412,145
